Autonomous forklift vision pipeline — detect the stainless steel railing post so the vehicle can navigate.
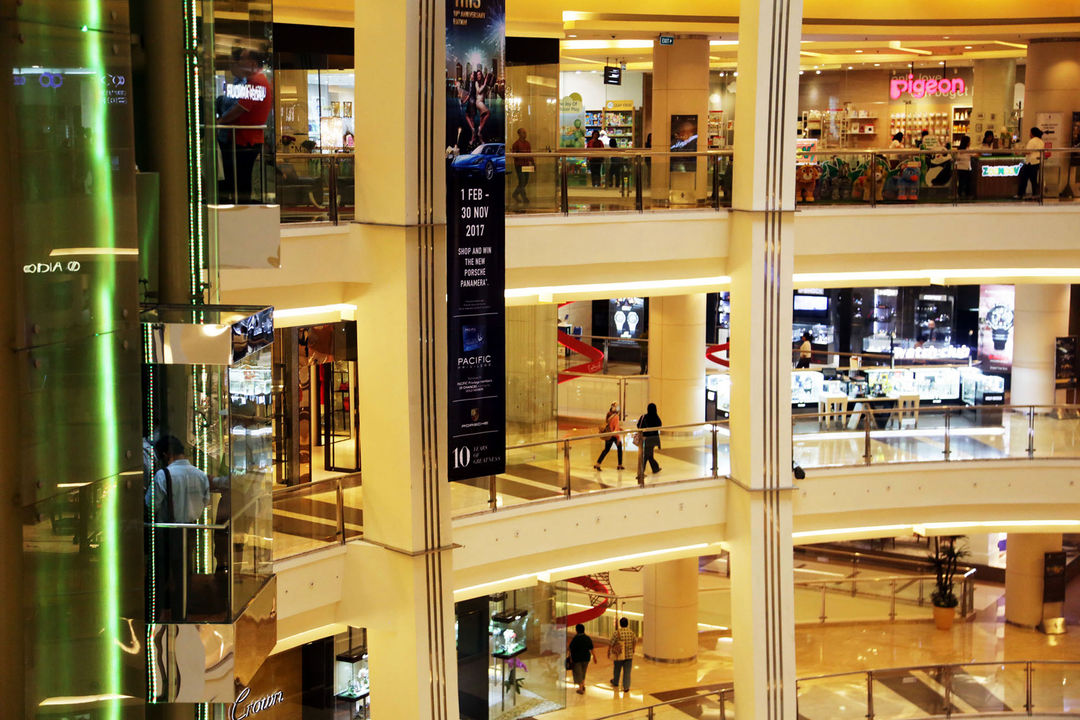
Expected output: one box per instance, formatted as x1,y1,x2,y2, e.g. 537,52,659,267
1027,406,1036,457
1025,661,1033,714
559,157,569,215
866,671,875,720
489,474,498,511
336,480,345,542
943,406,951,460
863,411,873,465
820,584,827,623
635,155,644,212
711,424,719,477
329,156,339,225
889,579,897,621
563,440,572,498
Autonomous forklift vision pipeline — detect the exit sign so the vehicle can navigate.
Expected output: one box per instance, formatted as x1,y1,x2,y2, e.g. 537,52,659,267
659,35,674,45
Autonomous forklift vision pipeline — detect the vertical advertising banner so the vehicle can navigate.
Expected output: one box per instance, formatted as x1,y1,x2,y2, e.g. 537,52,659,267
446,0,506,481
977,284,1015,376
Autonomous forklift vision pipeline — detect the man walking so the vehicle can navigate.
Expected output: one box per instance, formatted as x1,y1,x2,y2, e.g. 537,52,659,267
511,128,534,203
609,616,636,693
568,623,597,694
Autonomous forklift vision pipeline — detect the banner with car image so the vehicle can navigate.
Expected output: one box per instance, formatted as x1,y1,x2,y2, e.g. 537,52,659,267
446,0,506,481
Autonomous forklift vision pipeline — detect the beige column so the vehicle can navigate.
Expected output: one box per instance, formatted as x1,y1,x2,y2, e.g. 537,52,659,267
1005,533,1063,627
727,0,802,719
650,38,711,203
643,558,699,663
647,294,706,426
971,59,1016,140
1022,40,1080,195
347,1,457,718
1011,284,1070,406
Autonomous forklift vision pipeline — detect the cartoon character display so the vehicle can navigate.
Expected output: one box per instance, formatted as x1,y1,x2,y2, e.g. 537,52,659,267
896,159,922,201
852,166,886,202
795,164,823,203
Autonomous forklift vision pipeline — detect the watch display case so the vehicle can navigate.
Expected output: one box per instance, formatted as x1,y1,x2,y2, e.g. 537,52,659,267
913,367,961,402
490,609,528,658
707,373,732,415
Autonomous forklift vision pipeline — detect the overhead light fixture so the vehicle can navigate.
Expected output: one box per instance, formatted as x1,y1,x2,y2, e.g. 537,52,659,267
800,50,825,57
799,70,804,75
568,34,577,38
964,45,973,49
888,41,932,56
855,49,863,53
709,40,738,46
815,70,821,74
874,63,880,67
847,66,853,70
993,40,1028,50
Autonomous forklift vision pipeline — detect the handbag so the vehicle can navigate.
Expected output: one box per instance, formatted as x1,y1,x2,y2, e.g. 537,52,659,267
565,655,573,670
610,637,623,660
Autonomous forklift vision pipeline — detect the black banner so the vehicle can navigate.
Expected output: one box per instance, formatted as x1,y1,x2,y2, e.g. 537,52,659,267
1043,551,1067,604
446,0,506,481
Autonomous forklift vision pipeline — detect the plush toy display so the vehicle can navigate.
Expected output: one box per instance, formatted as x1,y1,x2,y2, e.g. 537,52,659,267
795,164,822,203
852,166,886,202
896,159,922,201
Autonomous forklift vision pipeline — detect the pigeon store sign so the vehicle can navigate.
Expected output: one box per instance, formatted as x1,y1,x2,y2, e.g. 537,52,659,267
889,73,967,100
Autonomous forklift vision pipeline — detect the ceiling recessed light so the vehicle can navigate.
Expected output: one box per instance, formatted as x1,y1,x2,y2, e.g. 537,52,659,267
943,36,950,40
939,61,945,65
855,49,863,53
964,45,972,49
847,66,853,70
568,34,577,38
815,70,821,74
874,63,880,67
799,70,804,75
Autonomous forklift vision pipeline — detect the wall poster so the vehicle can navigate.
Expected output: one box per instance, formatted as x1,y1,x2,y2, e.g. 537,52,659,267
977,284,1015,376
446,0,506,481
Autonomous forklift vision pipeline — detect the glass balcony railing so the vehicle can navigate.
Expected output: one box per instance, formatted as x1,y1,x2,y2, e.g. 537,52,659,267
269,404,1079,558
587,661,1080,720
792,146,1078,208
276,152,354,223
451,403,1080,518
268,147,1077,224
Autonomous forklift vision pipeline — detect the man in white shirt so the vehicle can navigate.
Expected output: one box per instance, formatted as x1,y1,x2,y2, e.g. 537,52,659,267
1017,127,1045,199
146,435,210,523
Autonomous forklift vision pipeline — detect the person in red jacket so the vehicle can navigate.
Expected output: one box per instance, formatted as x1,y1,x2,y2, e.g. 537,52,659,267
217,47,273,203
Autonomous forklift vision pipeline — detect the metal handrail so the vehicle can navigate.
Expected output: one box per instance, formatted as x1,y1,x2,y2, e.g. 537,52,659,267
506,419,728,451
272,472,361,498
589,660,1080,720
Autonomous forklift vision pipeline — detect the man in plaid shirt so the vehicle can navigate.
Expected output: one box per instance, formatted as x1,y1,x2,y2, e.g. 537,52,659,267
608,617,636,692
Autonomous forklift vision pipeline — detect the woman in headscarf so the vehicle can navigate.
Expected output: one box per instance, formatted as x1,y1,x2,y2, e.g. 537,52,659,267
636,403,663,474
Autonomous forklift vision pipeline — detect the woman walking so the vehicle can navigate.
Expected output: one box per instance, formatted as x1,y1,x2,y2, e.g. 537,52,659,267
636,403,662,474
594,402,624,471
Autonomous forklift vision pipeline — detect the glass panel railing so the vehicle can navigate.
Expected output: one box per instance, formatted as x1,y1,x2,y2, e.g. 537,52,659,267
277,153,331,222
453,420,729,518
271,473,362,561
1030,661,1080,714
952,663,1027,715
797,675,869,720
563,152,639,213
506,155,562,215
335,154,356,222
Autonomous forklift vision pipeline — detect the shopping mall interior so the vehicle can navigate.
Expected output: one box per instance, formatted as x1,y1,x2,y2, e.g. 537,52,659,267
2,0,1080,718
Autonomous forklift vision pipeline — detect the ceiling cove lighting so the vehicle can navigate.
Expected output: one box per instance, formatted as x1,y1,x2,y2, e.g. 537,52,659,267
456,542,719,597
50,247,139,257
793,268,1080,285
273,303,358,318
888,41,932,56
506,276,732,301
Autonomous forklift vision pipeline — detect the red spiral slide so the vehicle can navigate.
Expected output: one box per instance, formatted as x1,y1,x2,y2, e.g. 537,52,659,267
558,575,613,626
557,331,606,384
706,342,730,367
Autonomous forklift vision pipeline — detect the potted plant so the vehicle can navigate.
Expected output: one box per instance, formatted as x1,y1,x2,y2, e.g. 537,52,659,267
928,535,969,630
503,656,527,705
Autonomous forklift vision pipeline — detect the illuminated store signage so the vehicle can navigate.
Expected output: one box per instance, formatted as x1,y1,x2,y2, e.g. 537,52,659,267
892,344,971,361
23,261,81,274
226,83,267,102
889,74,966,100
981,163,1022,178
230,687,284,719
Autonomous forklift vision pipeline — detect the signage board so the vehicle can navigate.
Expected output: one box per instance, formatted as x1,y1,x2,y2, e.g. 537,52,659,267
659,35,674,45
603,65,622,85
445,0,506,481
1056,336,1078,385
604,99,634,111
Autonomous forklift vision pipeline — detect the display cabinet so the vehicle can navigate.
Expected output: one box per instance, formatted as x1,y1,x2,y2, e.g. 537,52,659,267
491,608,528,658
335,647,370,719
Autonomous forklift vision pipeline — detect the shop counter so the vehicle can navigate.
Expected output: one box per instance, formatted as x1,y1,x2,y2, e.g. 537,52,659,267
975,155,1024,199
